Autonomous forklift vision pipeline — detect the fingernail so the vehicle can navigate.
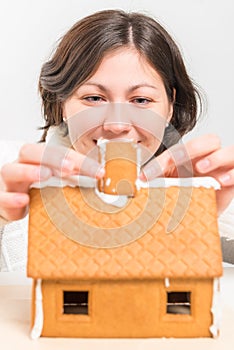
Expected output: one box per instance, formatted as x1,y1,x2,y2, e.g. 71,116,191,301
80,158,105,178
61,159,74,171
35,167,51,180
95,167,105,179
196,159,211,172
14,194,27,205
171,149,186,163
141,167,153,181
139,171,147,181
90,165,105,179
219,174,231,184
170,145,190,165
141,166,162,181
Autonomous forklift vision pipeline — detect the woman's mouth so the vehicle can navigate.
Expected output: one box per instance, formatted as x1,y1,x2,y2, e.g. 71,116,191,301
93,138,141,144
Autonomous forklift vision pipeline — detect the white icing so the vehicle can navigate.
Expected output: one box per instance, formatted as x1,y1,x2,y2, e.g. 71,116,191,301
209,278,221,338
32,175,221,190
97,138,106,168
105,177,111,186
165,277,170,288
30,279,43,340
144,176,220,189
31,175,96,189
97,137,135,146
95,188,128,207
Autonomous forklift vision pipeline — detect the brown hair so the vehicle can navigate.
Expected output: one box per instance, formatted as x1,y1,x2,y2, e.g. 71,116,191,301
39,9,204,153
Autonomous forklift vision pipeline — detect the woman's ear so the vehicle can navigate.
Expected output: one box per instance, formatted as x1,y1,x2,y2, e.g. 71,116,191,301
62,104,67,123
167,88,176,122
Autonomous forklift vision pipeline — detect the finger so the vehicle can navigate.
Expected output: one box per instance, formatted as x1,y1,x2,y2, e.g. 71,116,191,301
18,143,104,178
196,145,234,174
0,191,29,221
1,163,52,193
140,134,221,181
139,154,169,181
140,143,193,181
18,143,75,171
182,134,221,160
218,168,234,187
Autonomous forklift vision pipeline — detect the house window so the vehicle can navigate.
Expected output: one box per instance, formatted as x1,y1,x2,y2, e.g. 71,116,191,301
166,292,191,314
63,291,89,315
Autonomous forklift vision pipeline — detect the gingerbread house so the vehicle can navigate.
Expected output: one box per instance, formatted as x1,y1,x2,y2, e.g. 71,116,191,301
27,142,223,339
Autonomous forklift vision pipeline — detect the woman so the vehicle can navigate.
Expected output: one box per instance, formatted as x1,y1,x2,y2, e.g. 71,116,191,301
0,9,233,227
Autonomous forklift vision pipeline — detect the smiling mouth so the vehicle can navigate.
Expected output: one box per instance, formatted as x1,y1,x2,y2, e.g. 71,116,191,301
93,138,141,144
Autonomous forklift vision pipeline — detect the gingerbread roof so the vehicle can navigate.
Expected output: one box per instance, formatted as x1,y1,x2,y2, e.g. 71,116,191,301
27,178,223,280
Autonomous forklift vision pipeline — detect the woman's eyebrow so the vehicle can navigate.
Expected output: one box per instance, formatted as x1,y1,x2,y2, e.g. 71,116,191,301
80,82,110,93
80,82,158,93
128,84,158,92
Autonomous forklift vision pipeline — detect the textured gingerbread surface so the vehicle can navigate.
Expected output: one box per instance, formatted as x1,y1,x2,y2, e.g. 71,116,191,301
27,185,223,280
39,278,214,338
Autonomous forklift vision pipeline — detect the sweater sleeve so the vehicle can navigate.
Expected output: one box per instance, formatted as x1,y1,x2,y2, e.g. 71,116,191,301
0,217,28,271
218,199,234,264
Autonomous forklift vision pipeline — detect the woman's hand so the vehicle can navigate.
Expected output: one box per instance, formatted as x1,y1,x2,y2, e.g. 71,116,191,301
140,134,234,215
0,143,104,222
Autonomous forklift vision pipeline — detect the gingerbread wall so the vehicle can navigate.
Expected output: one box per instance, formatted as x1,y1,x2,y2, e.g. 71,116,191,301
33,278,214,338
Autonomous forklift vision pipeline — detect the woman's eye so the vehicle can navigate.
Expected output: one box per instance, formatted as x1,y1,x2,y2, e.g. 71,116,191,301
83,95,105,103
131,97,151,105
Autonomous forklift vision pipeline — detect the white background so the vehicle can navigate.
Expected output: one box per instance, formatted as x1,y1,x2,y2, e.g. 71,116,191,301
0,0,233,145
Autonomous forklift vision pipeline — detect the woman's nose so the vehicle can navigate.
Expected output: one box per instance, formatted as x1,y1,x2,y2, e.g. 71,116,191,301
102,104,132,134
103,121,132,134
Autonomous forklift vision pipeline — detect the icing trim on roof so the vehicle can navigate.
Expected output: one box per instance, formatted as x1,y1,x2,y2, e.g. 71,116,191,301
31,176,220,190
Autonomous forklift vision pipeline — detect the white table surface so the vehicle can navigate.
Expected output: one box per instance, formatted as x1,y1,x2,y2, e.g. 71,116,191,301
0,267,234,350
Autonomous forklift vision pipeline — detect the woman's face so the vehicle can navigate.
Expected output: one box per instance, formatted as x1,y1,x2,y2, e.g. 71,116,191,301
63,47,174,159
